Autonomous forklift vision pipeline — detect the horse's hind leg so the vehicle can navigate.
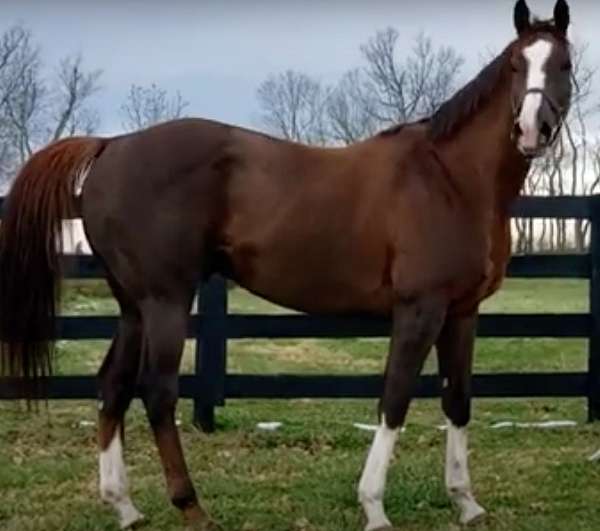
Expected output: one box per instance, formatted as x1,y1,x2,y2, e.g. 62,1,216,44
358,295,446,531
97,305,144,529
138,296,219,530
436,313,485,525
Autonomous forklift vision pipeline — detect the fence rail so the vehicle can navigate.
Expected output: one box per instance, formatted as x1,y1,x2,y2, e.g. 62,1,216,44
1,195,599,431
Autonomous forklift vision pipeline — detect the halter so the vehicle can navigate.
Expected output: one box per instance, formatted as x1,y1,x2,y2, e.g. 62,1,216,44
512,87,566,146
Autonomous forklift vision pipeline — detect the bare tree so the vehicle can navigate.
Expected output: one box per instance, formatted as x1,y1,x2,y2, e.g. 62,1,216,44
0,25,39,180
516,43,597,253
3,54,101,162
256,70,330,144
358,30,464,126
0,24,102,187
256,31,463,145
49,56,102,140
0,26,36,108
120,83,189,132
326,69,379,144
563,45,597,251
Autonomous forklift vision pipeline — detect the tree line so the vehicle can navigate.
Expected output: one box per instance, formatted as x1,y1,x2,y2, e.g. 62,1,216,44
0,23,188,189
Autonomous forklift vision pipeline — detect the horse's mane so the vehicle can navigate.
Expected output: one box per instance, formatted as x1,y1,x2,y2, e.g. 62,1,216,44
428,47,511,141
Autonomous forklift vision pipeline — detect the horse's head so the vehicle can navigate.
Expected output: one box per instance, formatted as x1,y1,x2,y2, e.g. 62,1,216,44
510,0,572,159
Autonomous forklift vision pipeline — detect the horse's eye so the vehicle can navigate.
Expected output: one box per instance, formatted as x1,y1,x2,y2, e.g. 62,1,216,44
561,61,572,72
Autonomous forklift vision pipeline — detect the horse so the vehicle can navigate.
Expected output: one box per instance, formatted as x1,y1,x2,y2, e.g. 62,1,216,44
0,1,573,529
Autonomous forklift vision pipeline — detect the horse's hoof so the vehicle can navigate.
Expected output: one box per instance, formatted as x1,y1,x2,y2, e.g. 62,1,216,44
460,503,486,526
183,505,223,530
119,509,145,529
365,520,396,531
185,521,223,531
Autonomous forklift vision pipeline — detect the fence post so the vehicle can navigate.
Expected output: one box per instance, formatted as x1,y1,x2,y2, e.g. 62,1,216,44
193,275,228,432
588,195,600,421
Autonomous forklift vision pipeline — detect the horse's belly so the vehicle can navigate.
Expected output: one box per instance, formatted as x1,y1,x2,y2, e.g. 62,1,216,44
225,241,393,315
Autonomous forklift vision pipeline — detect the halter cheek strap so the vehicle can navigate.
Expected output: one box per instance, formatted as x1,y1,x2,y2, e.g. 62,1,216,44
512,88,566,146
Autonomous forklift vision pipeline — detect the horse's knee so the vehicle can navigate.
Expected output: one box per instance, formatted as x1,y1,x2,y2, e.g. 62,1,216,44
379,395,410,429
451,405,471,428
442,387,471,427
97,384,134,451
99,382,133,416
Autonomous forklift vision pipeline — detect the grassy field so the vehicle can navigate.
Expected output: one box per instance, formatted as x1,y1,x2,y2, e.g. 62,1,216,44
1,279,600,530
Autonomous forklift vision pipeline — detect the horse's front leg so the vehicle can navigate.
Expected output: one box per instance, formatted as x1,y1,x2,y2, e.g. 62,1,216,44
436,312,486,525
358,295,447,531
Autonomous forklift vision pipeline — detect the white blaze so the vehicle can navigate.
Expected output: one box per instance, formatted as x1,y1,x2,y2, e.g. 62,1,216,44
518,39,553,150
358,415,399,531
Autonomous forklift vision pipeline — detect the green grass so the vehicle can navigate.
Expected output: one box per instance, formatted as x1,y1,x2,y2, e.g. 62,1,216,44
1,278,600,530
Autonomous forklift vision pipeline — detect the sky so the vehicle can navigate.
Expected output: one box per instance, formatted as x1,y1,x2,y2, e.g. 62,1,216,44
3,0,600,137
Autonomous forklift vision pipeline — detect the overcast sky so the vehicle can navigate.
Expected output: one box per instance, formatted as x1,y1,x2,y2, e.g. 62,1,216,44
3,0,599,136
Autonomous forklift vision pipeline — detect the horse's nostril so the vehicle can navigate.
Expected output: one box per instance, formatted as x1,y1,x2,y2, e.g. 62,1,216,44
540,121,552,143
513,122,523,138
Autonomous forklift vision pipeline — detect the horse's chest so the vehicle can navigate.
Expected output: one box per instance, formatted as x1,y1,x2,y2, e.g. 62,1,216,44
450,219,511,314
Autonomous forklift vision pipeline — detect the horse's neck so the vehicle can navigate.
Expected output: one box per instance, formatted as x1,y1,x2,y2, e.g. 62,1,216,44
436,85,530,216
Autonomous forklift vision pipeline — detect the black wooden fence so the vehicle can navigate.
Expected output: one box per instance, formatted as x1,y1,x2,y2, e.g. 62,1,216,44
1,195,600,432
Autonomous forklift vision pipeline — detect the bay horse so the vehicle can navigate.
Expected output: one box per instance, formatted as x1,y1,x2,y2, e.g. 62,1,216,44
0,1,573,529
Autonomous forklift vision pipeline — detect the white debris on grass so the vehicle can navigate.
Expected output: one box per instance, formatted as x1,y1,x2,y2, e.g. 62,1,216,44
256,422,283,431
588,449,600,462
353,423,378,432
353,423,406,433
353,420,577,433
490,420,577,429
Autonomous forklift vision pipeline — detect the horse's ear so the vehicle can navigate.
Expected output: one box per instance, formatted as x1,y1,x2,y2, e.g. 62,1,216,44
554,0,570,35
514,0,531,36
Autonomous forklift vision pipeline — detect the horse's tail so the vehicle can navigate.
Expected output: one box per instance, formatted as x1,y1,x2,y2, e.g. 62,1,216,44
0,136,106,398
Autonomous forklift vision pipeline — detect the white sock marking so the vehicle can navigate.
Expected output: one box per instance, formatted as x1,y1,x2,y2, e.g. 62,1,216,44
445,419,485,524
518,39,553,149
358,415,399,531
99,429,144,529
